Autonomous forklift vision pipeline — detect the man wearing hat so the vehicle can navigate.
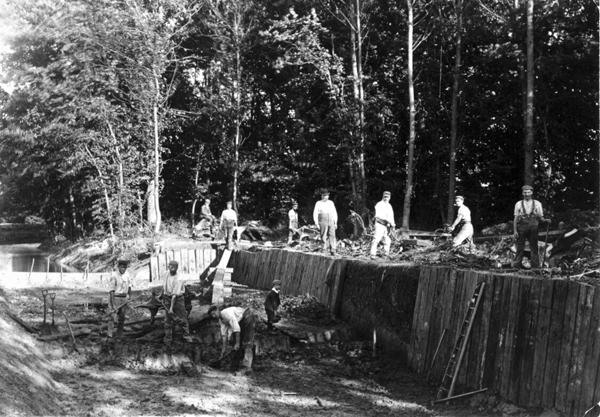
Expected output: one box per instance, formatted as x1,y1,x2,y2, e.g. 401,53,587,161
512,185,551,268
161,260,193,345
288,202,299,245
370,191,396,258
313,189,338,255
448,195,473,248
107,260,132,339
264,280,282,332
220,201,238,250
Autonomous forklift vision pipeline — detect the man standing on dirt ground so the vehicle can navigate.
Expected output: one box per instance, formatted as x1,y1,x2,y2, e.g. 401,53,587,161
264,280,281,333
208,304,257,372
512,185,551,269
200,198,218,237
288,202,299,245
370,191,395,259
448,196,474,248
313,189,338,255
161,261,193,346
107,260,132,340
220,201,238,250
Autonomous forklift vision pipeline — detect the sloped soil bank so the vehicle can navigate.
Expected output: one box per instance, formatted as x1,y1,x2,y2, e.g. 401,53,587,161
1,283,555,417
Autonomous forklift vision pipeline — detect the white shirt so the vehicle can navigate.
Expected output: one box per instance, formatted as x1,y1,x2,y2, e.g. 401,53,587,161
221,208,238,222
219,307,246,338
162,272,185,297
457,205,471,222
288,209,298,228
109,271,132,296
313,200,338,225
514,199,543,217
374,200,395,226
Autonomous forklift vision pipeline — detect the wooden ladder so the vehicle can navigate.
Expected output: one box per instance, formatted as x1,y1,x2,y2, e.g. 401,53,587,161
436,281,486,400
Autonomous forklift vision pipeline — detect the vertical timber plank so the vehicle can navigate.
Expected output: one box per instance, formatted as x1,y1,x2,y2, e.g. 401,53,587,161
150,256,158,282
518,277,541,405
529,278,554,408
566,285,590,417
541,279,569,408
188,249,197,275
500,275,522,399
483,274,505,392
473,271,494,390
579,287,600,416
508,276,532,403
555,282,581,413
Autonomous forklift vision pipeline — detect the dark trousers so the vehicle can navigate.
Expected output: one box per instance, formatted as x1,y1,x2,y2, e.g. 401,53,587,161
514,218,540,268
235,309,256,368
108,295,128,338
266,308,276,329
163,296,191,345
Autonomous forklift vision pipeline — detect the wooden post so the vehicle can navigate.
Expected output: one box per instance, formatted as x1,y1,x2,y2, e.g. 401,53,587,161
60,264,63,282
27,258,35,283
46,257,50,281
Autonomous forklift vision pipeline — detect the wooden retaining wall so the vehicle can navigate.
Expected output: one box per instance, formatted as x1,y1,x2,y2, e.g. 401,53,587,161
231,249,420,358
231,249,347,314
409,267,600,417
149,246,218,282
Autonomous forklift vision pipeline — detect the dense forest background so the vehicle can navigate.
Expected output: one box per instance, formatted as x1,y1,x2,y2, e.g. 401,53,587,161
0,0,597,240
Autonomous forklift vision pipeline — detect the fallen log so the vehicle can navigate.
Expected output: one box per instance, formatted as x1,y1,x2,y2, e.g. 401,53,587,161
38,328,92,341
7,311,38,334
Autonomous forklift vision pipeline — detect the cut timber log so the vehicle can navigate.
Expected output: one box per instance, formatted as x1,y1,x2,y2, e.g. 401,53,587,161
38,328,92,341
7,311,37,333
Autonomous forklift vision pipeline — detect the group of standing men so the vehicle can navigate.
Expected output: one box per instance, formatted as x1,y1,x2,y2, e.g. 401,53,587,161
290,184,551,268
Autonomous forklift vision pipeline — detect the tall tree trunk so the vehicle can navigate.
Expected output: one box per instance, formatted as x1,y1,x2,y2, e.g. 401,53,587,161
402,0,416,230
524,0,535,185
354,0,366,216
152,98,162,234
84,145,115,241
447,0,463,222
107,120,124,235
147,180,157,226
233,38,242,212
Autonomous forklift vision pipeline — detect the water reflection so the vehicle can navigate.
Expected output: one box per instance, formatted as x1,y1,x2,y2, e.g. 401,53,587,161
0,253,79,273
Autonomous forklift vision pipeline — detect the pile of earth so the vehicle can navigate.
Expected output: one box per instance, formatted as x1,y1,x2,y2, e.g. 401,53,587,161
0,287,65,416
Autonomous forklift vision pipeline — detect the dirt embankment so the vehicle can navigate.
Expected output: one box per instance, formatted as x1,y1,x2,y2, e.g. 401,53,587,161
0,287,64,416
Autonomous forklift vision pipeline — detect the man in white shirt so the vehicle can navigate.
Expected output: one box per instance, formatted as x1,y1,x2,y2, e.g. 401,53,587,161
208,305,256,370
313,189,338,255
370,191,396,258
288,202,299,245
220,201,238,250
107,260,132,339
448,195,474,248
512,185,551,268
161,261,193,345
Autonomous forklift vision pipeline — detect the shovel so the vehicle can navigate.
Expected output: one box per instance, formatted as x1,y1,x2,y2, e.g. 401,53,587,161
49,293,60,334
40,290,52,336
208,348,235,369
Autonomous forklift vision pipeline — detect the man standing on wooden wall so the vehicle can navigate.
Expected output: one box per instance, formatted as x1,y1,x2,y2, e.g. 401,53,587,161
512,185,551,269
313,189,338,256
370,191,396,259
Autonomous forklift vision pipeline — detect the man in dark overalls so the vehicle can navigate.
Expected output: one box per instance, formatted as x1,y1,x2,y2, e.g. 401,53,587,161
512,185,551,268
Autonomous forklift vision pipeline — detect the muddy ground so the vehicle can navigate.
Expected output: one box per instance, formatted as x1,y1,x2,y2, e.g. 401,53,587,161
0,279,559,417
